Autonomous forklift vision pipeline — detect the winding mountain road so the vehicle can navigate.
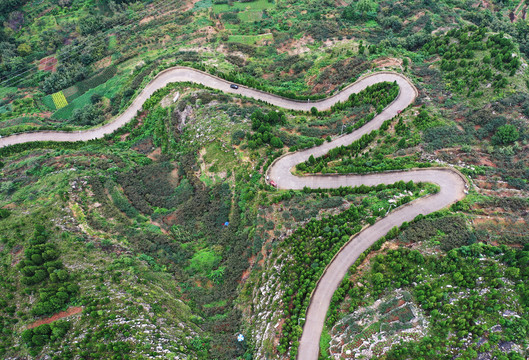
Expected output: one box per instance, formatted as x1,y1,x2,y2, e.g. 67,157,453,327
0,66,468,359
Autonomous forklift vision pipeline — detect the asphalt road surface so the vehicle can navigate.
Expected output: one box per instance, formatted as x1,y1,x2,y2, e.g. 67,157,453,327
0,66,468,360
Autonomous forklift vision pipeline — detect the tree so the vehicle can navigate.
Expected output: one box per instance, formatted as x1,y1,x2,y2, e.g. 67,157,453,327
270,136,283,148
0,208,10,219
492,124,519,145
357,0,377,14
78,15,102,35
21,329,33,344
372,272,384,284
17,43,31,56
70,104,104,126
90,93,103,104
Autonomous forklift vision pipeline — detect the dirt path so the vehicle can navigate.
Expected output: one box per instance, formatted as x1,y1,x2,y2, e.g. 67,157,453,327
27,306,83,329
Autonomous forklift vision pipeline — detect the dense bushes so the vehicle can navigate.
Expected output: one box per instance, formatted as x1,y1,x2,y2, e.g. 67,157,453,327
188,62,327,101
324,240,529,358
247,109,286,149
377,244,529,359
422,26,520,95
75,65,118,96
278,181,426,354
70,103,104,126
17,225,58,285
17,225,79,318
398,216,475,251
111,61,158,115
270,181,424,205
330,81,399,114
117,161,184,215
0,209,10,219
40,64,88,94
293,82,402,172
492,124,519,145
316,57,370,88
21,321,70,355
341,0,377,21
297,127,380,173
89,151,250,358
423,124,473,150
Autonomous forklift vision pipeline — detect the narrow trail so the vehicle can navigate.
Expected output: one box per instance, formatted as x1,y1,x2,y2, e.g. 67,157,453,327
0,66,468,359
27,306,83,329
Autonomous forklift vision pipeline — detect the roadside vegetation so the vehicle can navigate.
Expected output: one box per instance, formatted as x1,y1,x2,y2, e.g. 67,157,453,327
321,238,529,360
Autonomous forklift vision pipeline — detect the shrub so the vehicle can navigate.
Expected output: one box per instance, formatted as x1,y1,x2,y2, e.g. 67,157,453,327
492,124,519,145
70,103,104,126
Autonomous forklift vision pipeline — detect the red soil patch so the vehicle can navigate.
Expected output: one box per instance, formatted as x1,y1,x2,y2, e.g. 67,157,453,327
140,15,154,25
27,306,83,329
194,279,214,289
37,7,53,17
93,56,112,70
169,166,180,186
276,35,314,56
476,155,496,168
38,57,57,72
150,220,169,234
162,211,179,226
184,0,202,11
240,254,256,283
147,147,162,160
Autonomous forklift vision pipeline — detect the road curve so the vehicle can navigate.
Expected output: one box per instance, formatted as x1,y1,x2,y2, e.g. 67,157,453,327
1,67,408,148
0,66,468,359
266,75,467,359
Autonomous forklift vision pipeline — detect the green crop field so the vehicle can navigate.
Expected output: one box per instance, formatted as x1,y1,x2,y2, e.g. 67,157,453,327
51,91,68,109
228,33,272,45
212,0,273,13
52,73,125,120
238,10,263,22
108,35,117,50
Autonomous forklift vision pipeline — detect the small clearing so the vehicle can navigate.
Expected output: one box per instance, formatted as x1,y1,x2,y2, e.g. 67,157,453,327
373,57,403,69
27,307,83,329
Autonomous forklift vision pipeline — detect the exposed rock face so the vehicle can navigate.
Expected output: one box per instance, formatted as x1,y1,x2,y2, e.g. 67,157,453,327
329,290,428,359
173,104,193,133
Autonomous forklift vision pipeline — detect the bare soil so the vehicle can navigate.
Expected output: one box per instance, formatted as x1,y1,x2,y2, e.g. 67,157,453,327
373,57,403,69
277,36,314,56
27,307,83,329
93,56,112,70
38,57,57,72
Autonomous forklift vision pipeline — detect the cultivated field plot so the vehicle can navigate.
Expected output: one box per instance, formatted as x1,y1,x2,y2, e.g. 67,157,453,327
37,57,57,72
211,0,273,13
51,91,68,109
228,33,273,45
